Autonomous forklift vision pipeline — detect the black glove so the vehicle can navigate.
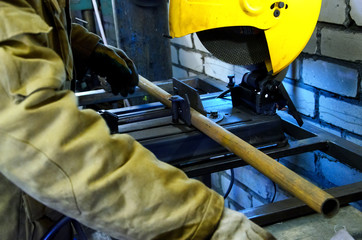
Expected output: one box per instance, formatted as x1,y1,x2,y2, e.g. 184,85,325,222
89,43,139,96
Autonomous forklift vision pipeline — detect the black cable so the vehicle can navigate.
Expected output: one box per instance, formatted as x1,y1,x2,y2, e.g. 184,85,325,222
270,158,280,203
223,168,235,199
271,181,277,203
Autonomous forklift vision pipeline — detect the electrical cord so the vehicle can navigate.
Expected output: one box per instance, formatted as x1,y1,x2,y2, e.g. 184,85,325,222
41,216,87,240
270,158,280,203
271,182,277,203
223,168,235,199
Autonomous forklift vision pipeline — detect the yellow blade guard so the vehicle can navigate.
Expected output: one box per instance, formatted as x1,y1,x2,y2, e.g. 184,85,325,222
169,0,322,74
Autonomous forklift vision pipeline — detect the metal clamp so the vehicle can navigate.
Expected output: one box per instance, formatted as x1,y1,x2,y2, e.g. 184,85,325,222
169,95,191,126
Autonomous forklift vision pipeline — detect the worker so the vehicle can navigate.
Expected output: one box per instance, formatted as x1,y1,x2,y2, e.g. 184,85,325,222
0,1,275,239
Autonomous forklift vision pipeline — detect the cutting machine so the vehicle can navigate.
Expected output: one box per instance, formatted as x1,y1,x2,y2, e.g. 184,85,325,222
76,0,362,224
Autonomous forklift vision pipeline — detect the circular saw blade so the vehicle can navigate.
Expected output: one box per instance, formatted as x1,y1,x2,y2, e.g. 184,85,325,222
197,27,270,67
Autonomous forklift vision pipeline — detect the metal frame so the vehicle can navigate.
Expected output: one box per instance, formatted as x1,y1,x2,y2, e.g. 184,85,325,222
77,76,362,225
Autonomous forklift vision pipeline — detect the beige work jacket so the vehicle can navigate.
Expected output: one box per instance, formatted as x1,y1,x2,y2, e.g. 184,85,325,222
0,1,224,239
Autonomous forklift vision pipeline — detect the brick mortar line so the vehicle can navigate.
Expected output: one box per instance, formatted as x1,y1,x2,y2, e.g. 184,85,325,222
318,21,362,32
344,0,352,27
301,53,361,70
170,43,213,57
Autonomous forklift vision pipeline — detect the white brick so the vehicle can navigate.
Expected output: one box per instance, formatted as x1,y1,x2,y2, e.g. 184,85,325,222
285,58,301,80
171,45,178,64
233,65,249,83
321,28,362,62
319,0,347,24
204,57,235,81
234,166,274,199
252,197,265,208
350,0,362,26
279,152,316,172
345,134,362,147
188,71,198,77
221,175,252,208
172,65,188,78
303,119,342,137
171,34,193,48
273,187,290,202
211,172,222,194
192,33,209,53
302,59,359,97
179,49,203,72
302,27,318,54
224,199,242,211
319,154,362,186
319,96,362,135
283,82,315,117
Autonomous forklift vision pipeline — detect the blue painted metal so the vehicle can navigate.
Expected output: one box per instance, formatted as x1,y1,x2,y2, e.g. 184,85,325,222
70,0,93,11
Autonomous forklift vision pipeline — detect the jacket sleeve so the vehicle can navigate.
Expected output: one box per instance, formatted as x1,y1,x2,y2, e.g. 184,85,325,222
0,2,224,240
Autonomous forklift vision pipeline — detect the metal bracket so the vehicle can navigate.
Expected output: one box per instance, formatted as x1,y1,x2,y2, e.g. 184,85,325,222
172,78,207,115
169,95,192,126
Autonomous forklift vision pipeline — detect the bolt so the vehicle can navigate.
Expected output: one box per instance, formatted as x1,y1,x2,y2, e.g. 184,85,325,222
210,111,218,119
274,9,280,17
227,75,235,88
278,2,285,8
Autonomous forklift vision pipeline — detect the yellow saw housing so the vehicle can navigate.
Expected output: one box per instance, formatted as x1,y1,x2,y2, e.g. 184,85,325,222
169,0,322,74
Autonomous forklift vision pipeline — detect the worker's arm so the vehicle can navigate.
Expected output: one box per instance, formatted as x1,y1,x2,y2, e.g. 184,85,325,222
0,2,223,239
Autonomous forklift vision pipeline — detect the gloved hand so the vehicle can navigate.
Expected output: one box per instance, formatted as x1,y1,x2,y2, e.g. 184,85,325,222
211,208,276,240
89,43,139,96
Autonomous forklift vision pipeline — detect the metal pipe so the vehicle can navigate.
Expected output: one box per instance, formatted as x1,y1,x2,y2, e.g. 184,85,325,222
91,0,108,45
111,0,121,48
138,75,339,217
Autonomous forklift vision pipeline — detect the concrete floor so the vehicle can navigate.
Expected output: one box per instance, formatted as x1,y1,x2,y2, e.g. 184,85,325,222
265,206,362,240
84,206,361,240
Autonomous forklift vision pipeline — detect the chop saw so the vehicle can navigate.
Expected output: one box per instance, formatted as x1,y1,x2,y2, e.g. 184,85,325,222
83,0,346,219
169,0,321,126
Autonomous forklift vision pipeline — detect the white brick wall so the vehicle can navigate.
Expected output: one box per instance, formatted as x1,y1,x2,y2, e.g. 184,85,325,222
170,34,193,48
192,33,209,53
285,58,301,80
346,134,362,146
319,0,347,25
319,154,362,186
204,57,235,82
321,28,362,62
302,27,318,54
304,119,342,137
283,82,316,117
172,66,188,79
319,96,362,135
171,45,178,64
179,49,203,72
221,175,252,208
350,0,362,26
279,152,316,172
233,166,274,199
302,59,359,97
204,57,249,83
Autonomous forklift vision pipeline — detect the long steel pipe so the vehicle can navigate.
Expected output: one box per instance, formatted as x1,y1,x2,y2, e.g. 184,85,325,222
138,75,339,217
